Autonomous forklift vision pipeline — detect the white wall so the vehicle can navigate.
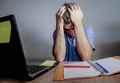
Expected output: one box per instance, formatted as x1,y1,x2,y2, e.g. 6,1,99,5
0,0,120,61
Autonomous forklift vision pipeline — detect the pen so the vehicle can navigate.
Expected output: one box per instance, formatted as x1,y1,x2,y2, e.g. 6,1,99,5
95,62,109,73
63,65,91,68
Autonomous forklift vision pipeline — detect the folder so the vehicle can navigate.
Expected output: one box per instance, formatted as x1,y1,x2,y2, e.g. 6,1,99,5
53,56,120,80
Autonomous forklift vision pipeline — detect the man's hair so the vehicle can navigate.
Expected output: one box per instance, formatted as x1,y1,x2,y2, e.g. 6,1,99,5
63,2,76,24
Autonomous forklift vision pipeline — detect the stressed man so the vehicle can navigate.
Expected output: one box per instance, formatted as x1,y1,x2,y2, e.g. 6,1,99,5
53,3,95,62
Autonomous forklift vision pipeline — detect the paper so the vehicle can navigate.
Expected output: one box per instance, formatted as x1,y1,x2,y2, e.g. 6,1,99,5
41,60,56,66
64,61,100,79
63,57,120,79
0,21,11,43
94,57,120,75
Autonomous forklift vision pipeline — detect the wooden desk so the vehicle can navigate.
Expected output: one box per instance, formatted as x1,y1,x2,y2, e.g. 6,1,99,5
0,67,120,83
0,56,120,83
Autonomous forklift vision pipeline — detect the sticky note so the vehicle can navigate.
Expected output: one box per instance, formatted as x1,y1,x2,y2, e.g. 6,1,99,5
0,21,11,43
41,60,56,66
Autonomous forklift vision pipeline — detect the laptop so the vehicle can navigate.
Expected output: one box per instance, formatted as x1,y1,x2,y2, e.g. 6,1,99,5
0,14,58,81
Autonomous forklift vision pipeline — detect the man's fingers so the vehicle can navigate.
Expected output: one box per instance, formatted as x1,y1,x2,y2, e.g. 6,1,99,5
67,8,72,13
60,8,66,16
57,6,66,14
68,4,81,11
68,4,74,11
77,5,80,10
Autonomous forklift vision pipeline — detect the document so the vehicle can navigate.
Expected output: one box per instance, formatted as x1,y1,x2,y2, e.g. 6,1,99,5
63,57,120,79
41,60,56,66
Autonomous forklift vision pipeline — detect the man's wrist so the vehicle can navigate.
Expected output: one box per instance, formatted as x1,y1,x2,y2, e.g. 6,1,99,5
74,21,83,29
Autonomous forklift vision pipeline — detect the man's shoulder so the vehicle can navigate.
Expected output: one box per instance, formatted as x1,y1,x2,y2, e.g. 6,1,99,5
84,25,93,29
84,25,94,32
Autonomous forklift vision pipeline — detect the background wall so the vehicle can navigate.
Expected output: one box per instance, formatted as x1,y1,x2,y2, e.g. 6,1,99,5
0,0,120,61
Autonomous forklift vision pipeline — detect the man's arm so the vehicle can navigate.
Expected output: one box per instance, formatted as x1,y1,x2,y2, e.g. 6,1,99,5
53,6,66,62
68,4,93,61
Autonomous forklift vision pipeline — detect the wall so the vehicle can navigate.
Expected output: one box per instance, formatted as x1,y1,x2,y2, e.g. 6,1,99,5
0,0,120,61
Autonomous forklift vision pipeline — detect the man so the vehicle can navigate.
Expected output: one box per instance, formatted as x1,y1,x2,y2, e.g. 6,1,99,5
52,3,95,62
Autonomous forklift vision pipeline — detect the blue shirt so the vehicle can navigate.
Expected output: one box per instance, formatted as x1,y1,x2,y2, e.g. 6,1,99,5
53,26,95,61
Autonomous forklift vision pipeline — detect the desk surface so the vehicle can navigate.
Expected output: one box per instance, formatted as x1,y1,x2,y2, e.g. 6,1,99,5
0,67,120,83
1,56,120,83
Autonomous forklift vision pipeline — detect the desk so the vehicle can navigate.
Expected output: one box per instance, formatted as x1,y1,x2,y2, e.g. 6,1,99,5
0,67,120,83
1,56,120,83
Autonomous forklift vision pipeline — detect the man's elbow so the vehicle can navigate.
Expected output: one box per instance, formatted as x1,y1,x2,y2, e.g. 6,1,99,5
81,51,93,61
52,49,64,63
53,55,64,63
82,56,92,61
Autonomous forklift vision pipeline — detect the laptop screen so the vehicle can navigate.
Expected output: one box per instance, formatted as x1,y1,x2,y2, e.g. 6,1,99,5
0,15,29,80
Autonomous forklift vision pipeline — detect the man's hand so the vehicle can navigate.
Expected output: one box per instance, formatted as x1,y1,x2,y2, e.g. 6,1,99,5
68,4,83,25
53,6,66,62
56,6,66,26
67,4,93,61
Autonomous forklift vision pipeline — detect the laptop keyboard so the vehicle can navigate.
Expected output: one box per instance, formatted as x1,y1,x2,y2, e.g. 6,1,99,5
27,65,47,74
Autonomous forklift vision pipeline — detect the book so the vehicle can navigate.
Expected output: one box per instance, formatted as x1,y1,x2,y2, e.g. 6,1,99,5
63,57,120,79
53,56,120,80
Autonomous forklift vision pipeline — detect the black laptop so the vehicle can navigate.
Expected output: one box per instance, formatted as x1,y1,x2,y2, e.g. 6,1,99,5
0,14,57,81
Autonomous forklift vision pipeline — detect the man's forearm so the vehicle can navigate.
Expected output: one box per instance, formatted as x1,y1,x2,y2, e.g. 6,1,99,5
53,24,66,62
74,23,93,61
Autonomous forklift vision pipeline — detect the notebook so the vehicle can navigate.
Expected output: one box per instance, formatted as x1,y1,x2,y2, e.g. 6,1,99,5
53,56,120,80
0,14,58,81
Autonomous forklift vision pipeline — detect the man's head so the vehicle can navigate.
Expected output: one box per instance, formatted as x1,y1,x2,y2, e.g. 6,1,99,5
63,2,76,37
63,2,76,23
